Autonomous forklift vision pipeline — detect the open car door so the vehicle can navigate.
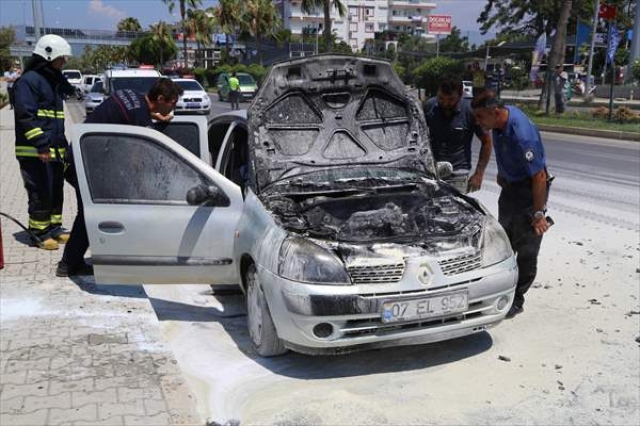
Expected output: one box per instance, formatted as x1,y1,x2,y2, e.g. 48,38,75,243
70,123,242,285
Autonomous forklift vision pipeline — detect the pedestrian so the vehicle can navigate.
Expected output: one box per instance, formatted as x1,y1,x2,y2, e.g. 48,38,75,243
4,65,20,109
471,90,552,319
471,61,486,96
228,72,240,110
56,78,184,277
424,78,492,193
553,64,568,115
13,35,76,250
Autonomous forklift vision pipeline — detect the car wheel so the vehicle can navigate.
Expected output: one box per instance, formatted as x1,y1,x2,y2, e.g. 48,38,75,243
245,264,287,357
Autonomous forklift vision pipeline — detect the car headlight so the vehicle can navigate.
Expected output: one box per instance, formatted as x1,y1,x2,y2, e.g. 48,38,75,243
481,215,513,267
278,237,351,285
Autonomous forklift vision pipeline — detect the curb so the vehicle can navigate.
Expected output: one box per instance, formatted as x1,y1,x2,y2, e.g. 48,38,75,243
536,124,640,142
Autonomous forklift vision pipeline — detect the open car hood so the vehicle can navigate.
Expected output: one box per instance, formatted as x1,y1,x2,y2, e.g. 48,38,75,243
247,55,435,193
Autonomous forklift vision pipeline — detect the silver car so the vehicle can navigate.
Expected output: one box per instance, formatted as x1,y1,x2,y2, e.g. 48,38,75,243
70,56,517,357
84,81,105,115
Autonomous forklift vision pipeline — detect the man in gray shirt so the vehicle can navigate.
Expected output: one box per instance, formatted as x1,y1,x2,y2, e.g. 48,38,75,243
553,65,568,115
424,79,493,193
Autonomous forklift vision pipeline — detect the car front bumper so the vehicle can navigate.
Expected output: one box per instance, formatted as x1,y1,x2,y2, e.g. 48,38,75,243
257,256,517,354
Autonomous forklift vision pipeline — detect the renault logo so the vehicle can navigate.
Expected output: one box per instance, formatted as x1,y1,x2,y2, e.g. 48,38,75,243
418,265,431,285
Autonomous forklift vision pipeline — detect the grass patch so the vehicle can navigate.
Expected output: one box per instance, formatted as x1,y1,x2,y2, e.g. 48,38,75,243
518,105,640,133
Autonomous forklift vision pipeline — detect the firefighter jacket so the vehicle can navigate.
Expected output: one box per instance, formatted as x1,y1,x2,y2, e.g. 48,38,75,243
13,59,73,160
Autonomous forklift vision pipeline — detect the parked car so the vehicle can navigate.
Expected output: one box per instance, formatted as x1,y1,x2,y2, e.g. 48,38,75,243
216,72,258,102
70,55,517,357
81,74,100,94
462,80,473,98
62,69,84,99
84,80,105,115
172,78,211,115
102,67,162,95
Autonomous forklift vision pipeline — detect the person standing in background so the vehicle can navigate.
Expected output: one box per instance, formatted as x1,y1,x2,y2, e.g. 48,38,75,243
228,72,240,110
4,65,20,109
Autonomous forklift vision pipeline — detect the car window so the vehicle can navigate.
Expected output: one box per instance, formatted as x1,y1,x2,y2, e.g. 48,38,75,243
155,121,202,158
64,71,81,80
238,74,255,84
80,133,211,205
176,80,204,91
209,122,231,165
90,81,103,93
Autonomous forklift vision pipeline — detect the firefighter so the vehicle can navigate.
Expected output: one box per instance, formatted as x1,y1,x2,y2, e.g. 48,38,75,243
13,34,75,250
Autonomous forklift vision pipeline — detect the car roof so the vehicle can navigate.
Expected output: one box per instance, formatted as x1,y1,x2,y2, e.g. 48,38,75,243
172,78,202,83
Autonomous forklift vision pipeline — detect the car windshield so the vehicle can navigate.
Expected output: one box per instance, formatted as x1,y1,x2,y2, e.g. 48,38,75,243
238,74,255,85
268,167,432,193
176,80,204,91
64,71,81,80
90,81,103,93
111,77,159,93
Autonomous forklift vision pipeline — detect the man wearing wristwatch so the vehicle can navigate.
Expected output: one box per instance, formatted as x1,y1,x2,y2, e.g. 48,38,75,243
471,90,551,319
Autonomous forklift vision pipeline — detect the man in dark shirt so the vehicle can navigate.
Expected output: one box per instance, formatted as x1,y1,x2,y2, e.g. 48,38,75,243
56,78,183,277
424,79,492,193
471,90,552,319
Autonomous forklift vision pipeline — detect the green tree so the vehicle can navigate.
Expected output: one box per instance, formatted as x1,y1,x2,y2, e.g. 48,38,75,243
243,0,281,65
162,0,203,68
137,21,178,67
0,26,16,71
413,57,464,98
117,17,142,32
438,27,470,53
214,0,243,63
301,0,346,53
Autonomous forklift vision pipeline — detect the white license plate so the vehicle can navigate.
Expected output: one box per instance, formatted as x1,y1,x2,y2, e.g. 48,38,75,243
381,292,468,323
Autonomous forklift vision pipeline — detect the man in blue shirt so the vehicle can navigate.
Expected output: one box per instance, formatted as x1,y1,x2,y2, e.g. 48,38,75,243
471,90,552,319
56,78,183,277
424,79,492,193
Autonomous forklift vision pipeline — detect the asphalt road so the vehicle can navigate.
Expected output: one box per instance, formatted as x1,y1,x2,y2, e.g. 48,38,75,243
65,100,640,425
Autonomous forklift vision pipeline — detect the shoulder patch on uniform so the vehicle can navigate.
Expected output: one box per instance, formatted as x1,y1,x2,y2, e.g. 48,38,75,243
525,149,535,162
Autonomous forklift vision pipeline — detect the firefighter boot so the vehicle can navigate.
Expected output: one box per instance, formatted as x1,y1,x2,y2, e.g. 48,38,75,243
50,227,70,244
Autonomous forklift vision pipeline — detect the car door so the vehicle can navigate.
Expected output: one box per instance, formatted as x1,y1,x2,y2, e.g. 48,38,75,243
71,123,242,285
154,115,210,165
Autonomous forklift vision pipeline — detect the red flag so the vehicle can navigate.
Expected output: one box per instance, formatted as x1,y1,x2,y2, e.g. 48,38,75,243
598,4,616,20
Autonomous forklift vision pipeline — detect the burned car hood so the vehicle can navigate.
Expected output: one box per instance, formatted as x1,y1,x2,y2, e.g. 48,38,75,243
263,180,484,244
247,55,435,193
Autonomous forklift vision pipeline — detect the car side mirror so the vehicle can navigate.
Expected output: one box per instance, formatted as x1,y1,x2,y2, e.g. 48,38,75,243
186,184,229,207
436,161,453,179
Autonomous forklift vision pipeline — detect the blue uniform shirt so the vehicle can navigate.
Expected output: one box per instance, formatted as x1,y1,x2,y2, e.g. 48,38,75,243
85,89,152,127
424,97,485,170
492,106,546,182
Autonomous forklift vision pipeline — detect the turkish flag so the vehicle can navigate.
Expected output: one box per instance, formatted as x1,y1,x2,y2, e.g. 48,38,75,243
598,4,616,20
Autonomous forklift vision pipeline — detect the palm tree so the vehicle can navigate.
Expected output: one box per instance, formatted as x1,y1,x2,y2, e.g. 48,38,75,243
117,17,142,33
244,0,281,65
186,8,217,67
301,0,346,53
162,0,203,68
149,21,176,67
214,0,242,61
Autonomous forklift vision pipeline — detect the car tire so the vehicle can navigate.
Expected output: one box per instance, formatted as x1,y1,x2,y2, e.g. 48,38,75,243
245,264,287,357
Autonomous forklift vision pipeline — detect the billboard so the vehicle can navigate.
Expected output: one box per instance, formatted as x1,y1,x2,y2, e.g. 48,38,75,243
428,15,452,35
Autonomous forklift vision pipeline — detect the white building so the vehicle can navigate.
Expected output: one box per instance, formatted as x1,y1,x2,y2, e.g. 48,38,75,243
275,0,437,52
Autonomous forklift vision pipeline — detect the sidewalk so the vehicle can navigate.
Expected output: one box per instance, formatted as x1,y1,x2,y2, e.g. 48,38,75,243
0,105,202,425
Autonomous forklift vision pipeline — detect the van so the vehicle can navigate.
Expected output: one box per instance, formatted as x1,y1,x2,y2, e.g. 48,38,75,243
102,67,162,95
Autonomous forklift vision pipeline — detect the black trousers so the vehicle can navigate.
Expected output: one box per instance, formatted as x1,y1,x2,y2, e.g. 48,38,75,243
61,162,89,267
498,183,544,308
18,158,65,235
8,86,15,109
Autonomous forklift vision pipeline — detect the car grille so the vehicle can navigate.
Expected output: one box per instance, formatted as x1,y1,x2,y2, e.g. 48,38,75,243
348,263,405,284
438,252,481,276
182,98,202,102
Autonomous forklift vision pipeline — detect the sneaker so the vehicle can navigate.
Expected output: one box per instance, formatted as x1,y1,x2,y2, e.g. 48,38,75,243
56,261,94,277
36,237,59,250
505,303,524,319
50,228,70,244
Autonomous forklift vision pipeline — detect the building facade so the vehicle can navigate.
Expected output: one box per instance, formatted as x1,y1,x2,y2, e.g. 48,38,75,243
275,0,437,52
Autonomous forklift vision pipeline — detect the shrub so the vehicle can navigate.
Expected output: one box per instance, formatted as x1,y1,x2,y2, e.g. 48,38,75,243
591,106,609,119
413,57,464,98
192,67,206,86
613,106,635,123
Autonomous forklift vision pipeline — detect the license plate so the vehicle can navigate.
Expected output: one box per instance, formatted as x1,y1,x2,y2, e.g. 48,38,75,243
187,102,199,108
381,291,468,323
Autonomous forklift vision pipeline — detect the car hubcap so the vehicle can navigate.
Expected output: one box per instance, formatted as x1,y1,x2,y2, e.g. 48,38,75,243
247,271,263,344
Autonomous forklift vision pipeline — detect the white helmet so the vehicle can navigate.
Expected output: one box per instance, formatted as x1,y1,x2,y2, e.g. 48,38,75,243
33,34,72,61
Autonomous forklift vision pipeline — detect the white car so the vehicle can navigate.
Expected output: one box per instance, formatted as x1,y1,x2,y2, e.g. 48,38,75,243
81,75,100,94
84,80,105,115
463,80,473,99
70,56,517,357
62,69,84,99
172,78,211,115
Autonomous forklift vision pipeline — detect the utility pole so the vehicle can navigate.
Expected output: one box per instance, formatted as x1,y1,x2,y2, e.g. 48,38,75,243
585,0,600,98
32,0,44,38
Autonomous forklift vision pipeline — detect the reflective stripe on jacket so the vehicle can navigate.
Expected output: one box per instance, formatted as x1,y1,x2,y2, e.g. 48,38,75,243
13,69,68,158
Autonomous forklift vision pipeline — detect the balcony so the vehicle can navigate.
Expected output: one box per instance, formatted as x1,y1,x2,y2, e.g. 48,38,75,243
390,1,436,9
389,15,425,24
